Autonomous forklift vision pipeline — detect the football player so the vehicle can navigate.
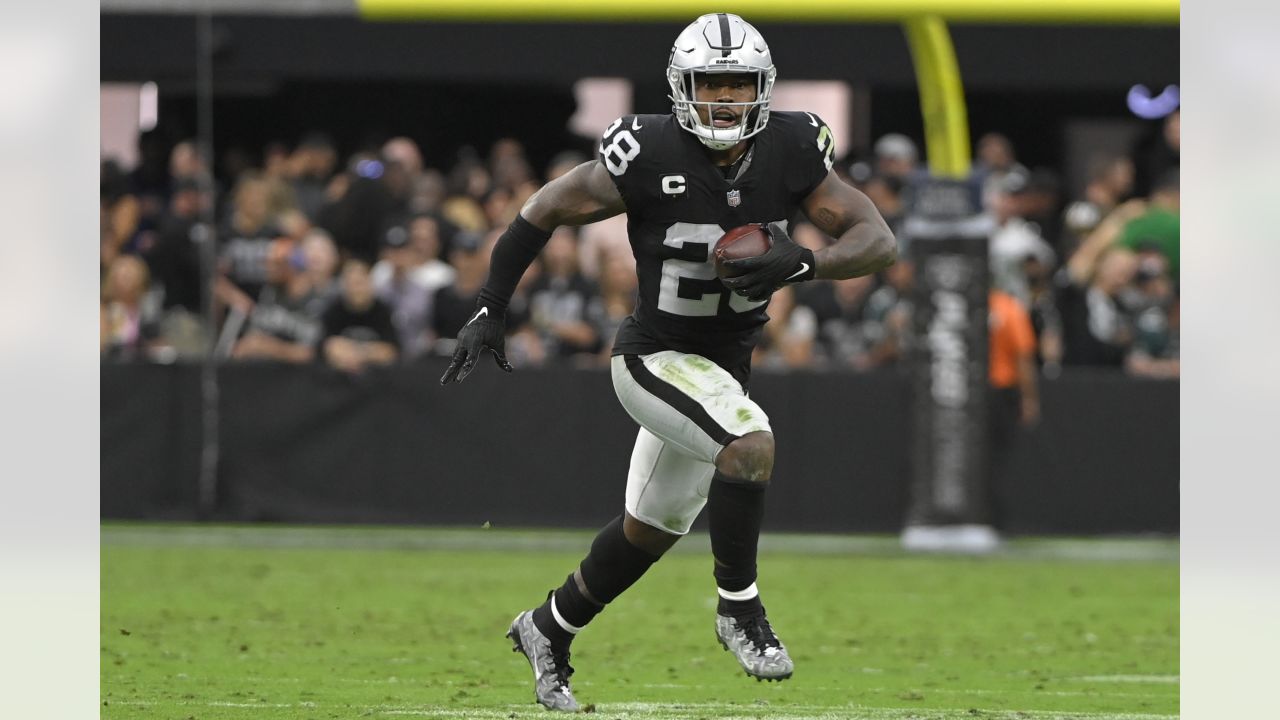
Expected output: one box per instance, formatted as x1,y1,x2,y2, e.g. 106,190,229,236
441,13,897,711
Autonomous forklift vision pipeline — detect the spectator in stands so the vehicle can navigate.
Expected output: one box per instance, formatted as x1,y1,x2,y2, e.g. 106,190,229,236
1024,251,1064,376
383,136,425,179
290,132,339,222
263,163,301,227
383,164,415,222
321,257,400,374
1062,154,1135,255
231,239,325,364
483,186,516,229
1021,168,1064,249
527,228,602,363
275,206,312,245
220,172,284,299
219,145,256,192
101,159,141,270
861,259,915,370
873,133,919,183
1117,169,1179,283
143,175,211,357
1121,249,1179,378
371,220,450,360
776,224,836,367
586,256,638,364
972,132,1029,211
988,289,1041,428
489,138,535,192
441,150,492,232
1057,245,1138,368
127,129,172,235
168,139,208,183
875,133,932,210
578,214,634,281
101,254,159,359
408,169,448,215
430,231,492,356
408,213,458,287
263,141,291,181
1054,189,1157,363
317,159,398,264
861,174,906,247
988,169,1056,307
986,287,1041,528
787,275,877,369
299,228,341,308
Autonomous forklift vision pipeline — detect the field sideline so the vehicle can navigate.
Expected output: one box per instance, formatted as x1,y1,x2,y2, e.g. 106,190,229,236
102,524,1178,719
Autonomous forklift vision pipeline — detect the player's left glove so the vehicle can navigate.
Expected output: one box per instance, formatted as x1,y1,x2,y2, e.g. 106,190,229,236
439,300,513,385
720,224,817,302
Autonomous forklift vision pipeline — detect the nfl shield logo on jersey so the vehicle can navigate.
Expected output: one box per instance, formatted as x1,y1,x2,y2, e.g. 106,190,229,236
726,189,741,207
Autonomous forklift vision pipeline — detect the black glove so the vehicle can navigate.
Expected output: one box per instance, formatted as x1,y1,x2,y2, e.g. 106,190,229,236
720,224,817,302
439,301,513,384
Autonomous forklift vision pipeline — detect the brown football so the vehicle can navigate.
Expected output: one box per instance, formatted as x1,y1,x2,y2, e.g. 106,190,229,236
713,224,772,279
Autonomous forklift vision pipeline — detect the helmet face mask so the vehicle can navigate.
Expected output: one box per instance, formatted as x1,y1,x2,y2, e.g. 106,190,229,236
667,14,777,151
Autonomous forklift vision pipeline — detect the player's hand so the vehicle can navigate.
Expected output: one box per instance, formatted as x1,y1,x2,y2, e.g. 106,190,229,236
720,224,817,302
439,302,513,385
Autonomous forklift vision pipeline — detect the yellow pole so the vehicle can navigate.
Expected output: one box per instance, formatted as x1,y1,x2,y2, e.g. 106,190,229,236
903,15,972,179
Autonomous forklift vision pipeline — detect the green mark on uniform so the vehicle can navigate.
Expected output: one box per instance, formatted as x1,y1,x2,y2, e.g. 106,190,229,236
684,356,714,372
658,365,703,398
736,408,754,424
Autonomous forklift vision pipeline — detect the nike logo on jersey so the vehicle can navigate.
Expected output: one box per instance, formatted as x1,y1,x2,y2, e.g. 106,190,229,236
785,263,811,281
804,112,819,127
631,118,643,131
466,306,489,326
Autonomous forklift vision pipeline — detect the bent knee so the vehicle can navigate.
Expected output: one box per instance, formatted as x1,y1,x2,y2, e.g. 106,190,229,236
715,431,774,483
623,513,682,556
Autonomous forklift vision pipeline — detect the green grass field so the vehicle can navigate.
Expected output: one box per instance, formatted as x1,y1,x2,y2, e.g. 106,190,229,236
101,525,1178,719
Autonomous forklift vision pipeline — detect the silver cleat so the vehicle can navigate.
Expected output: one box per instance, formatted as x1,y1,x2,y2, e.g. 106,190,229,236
715,612,794,681
506,610,580,711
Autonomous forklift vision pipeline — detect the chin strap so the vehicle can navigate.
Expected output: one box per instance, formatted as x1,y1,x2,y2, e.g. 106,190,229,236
700,138,739,151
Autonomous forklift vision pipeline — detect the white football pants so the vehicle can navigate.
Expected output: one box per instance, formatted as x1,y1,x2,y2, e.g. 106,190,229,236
610,351,772,534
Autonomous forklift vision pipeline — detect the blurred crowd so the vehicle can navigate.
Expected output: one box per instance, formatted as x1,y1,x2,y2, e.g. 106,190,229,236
101,110,1179,381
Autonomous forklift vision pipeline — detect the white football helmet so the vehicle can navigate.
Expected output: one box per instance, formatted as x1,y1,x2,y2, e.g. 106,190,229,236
667,13,777,150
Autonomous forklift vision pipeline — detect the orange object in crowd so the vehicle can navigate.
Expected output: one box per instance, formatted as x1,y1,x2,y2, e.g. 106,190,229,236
988,290,1035,389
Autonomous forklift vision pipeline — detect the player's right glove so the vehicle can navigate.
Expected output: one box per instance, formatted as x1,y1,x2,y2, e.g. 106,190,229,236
439,301,513,385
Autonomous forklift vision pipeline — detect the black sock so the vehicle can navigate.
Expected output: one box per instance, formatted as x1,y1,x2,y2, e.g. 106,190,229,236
531,576,599,650
708,470,768,618
531,515,660,649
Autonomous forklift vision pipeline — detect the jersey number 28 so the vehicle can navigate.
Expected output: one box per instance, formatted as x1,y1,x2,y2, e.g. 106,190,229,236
658,223,767,316
600,118,640,177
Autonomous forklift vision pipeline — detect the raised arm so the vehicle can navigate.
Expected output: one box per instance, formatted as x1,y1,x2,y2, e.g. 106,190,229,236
802,172,898,280
440,161,625,384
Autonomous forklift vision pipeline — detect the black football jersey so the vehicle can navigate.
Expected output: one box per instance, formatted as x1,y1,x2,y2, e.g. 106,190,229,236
599,111,835,382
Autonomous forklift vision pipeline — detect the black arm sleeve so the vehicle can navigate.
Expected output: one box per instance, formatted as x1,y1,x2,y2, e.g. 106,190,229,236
477,214,552,311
